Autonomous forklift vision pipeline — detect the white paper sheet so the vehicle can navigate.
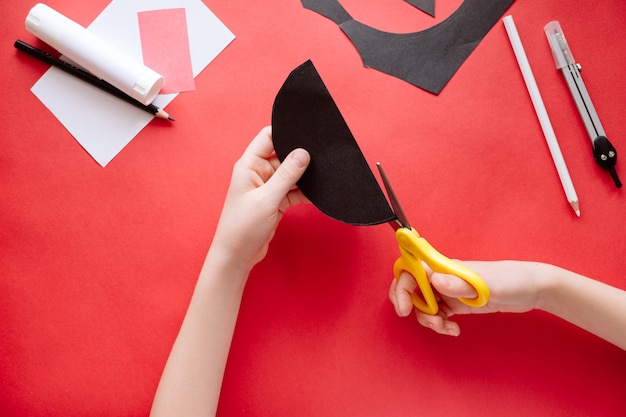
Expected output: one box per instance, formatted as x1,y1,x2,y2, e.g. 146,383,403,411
31,0,235,167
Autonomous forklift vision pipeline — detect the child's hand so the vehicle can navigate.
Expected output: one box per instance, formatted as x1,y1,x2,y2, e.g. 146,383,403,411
210,127,310,277
388,261,550,336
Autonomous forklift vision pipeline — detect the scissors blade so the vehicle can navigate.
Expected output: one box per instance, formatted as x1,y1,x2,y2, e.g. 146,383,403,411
376,162,411,230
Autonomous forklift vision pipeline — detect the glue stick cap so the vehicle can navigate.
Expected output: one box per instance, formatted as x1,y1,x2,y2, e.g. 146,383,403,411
25,3,164,105
132,67,163,104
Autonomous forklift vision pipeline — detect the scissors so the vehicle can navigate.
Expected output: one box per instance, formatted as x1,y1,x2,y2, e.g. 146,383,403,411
376,162,490,315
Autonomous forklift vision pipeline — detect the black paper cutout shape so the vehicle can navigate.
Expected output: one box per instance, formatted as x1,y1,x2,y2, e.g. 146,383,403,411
272,60,395,226
405,0,435,17
301,0,515,94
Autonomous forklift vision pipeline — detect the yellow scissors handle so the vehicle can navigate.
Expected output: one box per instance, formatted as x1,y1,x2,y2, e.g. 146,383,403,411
393,228,490,315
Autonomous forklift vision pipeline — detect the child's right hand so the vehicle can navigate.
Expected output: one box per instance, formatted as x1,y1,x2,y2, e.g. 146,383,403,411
388,260,552,336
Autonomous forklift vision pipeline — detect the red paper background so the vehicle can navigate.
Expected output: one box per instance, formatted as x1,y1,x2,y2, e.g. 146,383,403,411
2,1,625,416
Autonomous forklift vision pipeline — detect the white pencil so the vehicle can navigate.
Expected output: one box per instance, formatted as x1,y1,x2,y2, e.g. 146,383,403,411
503,15,580,217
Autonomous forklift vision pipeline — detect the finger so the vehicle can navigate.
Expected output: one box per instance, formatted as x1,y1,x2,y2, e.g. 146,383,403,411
263,148,310,204
388,278,411,317
285,189,311,207
430,272,478,299
397,270,418,293
290,190,311,204
232,128,275,184
416,310,460,337
388,278,401,315
393,272,417,317
244,126,275,161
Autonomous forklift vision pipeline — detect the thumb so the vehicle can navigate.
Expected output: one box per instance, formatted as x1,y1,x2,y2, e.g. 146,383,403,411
265,148,310,198
431,272,477,299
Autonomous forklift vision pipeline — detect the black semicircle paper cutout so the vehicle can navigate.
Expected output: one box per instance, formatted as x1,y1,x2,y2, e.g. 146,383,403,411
272,60,395,226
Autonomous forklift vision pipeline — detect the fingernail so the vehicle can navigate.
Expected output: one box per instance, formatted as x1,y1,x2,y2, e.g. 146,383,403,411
446,327,460,337
290,149,310,168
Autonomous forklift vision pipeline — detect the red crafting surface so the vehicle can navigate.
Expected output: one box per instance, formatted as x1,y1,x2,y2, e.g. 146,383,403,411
2,1,625,416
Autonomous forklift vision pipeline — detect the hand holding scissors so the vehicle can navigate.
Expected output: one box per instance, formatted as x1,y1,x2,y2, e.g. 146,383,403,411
377,163,490,315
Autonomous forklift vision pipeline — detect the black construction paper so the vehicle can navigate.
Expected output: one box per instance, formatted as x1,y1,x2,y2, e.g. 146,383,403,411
405,0,435,17
302,0,515,94
272,60,395,226
301,0,351,24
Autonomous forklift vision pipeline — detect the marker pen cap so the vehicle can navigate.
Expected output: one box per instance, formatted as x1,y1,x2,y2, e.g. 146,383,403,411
25,3,163,105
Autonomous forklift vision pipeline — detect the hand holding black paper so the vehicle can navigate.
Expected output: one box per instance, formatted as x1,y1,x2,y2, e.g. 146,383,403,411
272,60,395,226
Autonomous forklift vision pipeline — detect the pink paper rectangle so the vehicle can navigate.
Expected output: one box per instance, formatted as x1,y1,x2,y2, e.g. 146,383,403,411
138,8,195,94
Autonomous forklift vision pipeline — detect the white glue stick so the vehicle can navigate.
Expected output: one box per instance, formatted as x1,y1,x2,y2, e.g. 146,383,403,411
25,3,163,105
